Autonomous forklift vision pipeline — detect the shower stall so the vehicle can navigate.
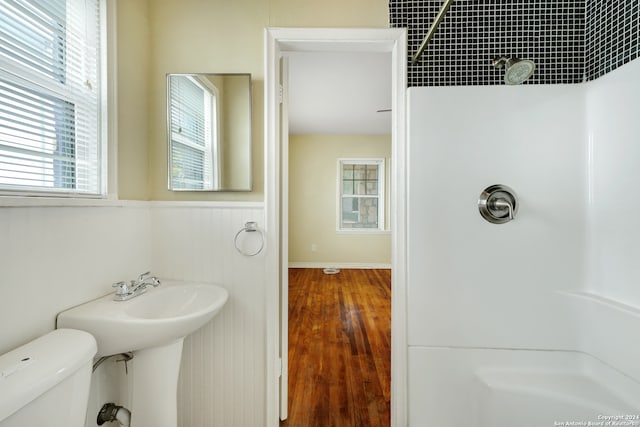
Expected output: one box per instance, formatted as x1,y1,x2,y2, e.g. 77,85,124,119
406,53,640,425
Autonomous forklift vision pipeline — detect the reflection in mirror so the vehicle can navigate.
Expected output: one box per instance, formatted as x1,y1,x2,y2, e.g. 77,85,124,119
167,73,252,191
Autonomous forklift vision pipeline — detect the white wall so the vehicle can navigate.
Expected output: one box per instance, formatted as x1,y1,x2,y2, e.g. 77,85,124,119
580,57,640,383
587,57,640,307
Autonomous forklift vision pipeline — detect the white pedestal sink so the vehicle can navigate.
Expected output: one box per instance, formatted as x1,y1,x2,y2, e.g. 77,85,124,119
57,280,228,427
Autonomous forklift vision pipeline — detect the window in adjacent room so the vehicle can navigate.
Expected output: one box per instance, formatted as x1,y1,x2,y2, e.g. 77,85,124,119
0,0,104,196
338,158,385,231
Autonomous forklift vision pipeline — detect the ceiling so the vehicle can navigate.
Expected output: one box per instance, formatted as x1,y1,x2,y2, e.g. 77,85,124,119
286,51,392,135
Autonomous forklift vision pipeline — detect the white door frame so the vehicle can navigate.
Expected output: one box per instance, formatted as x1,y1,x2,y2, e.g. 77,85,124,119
264,27,408,427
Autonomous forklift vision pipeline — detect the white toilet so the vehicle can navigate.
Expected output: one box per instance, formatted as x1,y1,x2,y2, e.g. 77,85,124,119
0,329,97,427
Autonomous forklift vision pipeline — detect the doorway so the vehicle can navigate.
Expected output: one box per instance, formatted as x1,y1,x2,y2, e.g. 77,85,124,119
264,28,408,427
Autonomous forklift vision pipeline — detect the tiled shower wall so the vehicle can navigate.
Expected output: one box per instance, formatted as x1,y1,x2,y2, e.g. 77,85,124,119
391,0,639,86
586,0,640,80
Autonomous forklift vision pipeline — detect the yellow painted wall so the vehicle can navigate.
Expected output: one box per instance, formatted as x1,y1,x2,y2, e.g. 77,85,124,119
289,134,391,266
268,0,389,27
115,0,389,200
116,0,150,200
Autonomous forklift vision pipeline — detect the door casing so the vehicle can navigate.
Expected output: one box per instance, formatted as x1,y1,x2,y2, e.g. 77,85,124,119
264,27,408,427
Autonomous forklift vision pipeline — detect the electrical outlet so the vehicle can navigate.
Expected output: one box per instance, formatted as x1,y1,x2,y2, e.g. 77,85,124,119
311,244,317,252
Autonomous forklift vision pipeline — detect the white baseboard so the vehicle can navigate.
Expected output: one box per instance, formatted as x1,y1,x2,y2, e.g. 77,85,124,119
288,262,391,269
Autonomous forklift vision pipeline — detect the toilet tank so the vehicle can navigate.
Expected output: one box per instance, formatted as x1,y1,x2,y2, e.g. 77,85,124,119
0,329,96,427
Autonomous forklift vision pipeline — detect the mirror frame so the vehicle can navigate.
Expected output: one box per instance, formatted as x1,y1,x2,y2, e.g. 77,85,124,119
166,73,252,192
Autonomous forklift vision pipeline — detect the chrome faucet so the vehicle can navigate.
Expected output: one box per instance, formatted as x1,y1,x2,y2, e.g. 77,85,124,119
112,271,161,301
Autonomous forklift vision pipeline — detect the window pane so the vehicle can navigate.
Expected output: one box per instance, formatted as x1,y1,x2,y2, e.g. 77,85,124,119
0,0,67,82
343,164,353,179
358,197,378,228
341,196,359,225
367,165,378,180
0,77,76,189
342,180,353,195
366,181,378,195
341,196,378,229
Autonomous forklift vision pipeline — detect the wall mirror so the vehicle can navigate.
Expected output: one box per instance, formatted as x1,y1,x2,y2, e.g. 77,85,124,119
167,73,252,191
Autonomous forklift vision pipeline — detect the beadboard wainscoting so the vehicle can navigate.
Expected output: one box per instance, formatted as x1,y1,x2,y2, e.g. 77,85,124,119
0,201,152,427
150,203,266,427
0,201,267,427
0,202,152,357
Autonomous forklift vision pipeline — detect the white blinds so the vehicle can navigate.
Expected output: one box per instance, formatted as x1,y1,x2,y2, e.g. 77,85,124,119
0,0,102,195
169,75,214,190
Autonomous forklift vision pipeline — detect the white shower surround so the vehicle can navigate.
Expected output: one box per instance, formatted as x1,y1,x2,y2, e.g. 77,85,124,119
407,58,640,425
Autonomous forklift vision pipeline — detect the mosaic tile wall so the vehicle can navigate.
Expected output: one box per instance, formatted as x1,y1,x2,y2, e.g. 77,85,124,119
390,0,639,86
585,0,640,80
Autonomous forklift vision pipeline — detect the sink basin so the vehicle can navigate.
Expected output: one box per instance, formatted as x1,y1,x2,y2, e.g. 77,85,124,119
57,280,229,357
57,279,228,427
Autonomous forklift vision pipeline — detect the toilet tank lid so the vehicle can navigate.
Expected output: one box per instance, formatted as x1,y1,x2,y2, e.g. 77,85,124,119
0,329,97,423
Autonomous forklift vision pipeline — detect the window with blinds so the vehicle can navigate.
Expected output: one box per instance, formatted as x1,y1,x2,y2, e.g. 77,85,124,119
169,75,217,191
0,0,103,196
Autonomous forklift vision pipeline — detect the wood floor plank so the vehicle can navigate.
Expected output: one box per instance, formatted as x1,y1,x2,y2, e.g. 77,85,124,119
282,268,391,427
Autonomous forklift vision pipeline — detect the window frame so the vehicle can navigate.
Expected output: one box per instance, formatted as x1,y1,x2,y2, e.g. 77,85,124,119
336,157,385,233
0,0,108,199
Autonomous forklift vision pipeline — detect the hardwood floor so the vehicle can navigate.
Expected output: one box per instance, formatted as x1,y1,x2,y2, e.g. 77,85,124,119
282,268,391,427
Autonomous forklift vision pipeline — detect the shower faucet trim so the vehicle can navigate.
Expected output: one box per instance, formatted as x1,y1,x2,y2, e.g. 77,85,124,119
478,184,518,224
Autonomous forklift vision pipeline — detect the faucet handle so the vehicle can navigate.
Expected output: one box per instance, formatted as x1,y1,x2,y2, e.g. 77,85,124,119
478,185,518,224
492,198,514,220
112,281,130,296
137,271,151,282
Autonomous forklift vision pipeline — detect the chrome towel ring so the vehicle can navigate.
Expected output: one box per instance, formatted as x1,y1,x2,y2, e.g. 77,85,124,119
234,221,265,257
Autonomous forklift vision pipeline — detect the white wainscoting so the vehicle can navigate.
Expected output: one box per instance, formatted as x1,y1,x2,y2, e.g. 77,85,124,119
0,202,152,426
0,203,151,356
0,201,267,427
150,202,266,427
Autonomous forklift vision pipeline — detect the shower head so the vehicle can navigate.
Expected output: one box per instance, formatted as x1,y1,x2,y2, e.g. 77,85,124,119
491,57,535,85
